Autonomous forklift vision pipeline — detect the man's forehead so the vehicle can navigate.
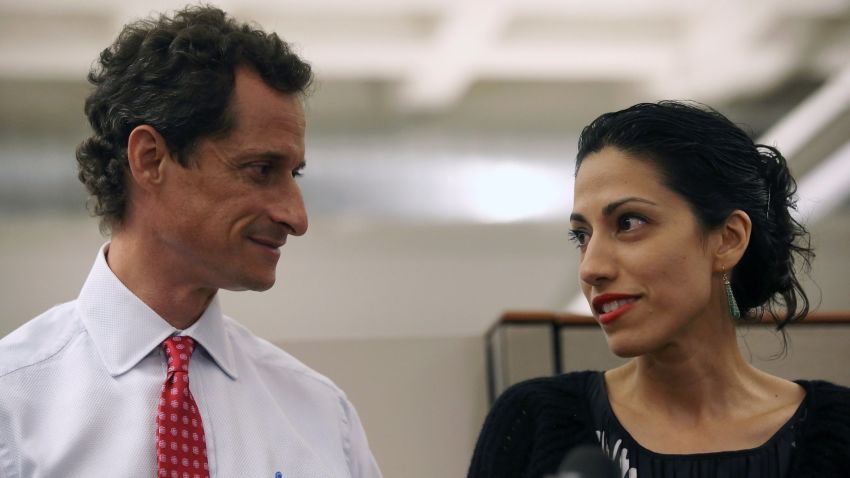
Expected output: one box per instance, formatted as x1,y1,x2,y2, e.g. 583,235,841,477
225,69,306,130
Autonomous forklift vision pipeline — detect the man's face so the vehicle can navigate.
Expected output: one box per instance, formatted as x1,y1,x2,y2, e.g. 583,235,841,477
153,67,308,292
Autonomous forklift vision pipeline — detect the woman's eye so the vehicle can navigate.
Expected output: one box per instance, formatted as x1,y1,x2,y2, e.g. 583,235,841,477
618,214,647,232
568,229,589,248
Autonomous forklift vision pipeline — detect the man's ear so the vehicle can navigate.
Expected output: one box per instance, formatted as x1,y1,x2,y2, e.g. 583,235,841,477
713,209,752,271
126,125,171,192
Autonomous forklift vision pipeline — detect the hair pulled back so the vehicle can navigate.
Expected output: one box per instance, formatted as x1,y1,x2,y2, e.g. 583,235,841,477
576,101,814,329
76,5,313,232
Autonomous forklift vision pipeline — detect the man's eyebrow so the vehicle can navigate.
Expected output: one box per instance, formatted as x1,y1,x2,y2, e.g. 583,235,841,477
237,151,306,170
570,197,657,223
237,151,287,161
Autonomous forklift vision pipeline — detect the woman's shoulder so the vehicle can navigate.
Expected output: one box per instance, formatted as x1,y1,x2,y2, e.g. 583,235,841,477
800,378,850,394
468,371,601,478
799,379,850,429
489,371,603,445
790,379,850,476
797,379,850,416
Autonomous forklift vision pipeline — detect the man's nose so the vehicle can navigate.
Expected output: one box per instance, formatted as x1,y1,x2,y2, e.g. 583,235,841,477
270,181,308,236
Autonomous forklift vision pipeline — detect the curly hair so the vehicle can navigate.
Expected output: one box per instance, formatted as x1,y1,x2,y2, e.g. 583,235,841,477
576,101,815,333
76,5,313,232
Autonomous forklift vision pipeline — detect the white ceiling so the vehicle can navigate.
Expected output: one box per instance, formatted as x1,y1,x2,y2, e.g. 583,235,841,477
2,0,849,111
1,0,849,225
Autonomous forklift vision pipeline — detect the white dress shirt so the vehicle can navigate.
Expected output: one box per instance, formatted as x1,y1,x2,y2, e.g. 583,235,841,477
0,245,382,478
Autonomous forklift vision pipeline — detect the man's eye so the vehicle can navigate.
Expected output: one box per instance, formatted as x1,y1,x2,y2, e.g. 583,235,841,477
292,167,304,178
253,164,272,176
618,215,647,232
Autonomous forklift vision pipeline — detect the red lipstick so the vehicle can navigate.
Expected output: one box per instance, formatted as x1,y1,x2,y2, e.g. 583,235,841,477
591,293,640,325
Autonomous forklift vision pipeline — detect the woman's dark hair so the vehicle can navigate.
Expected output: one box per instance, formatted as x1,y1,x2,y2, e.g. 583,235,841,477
76,5,313,232
576,101,814,331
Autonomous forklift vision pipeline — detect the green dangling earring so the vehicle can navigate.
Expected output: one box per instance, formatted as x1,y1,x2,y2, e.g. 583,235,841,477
723,270,741,320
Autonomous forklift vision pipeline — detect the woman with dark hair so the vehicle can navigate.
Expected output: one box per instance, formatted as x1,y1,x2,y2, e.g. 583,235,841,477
468,101,850,478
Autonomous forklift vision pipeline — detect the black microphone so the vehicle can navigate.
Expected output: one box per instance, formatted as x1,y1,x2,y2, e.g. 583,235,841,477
555,445,621,478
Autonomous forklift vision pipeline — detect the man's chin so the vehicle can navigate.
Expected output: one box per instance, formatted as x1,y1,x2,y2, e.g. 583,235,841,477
223,275,276,292
251,280,275,292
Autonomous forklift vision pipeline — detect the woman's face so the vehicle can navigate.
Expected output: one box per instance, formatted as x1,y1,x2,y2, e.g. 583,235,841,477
570,146,722,357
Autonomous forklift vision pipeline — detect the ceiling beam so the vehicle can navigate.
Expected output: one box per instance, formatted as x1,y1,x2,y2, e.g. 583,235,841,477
7,0,839,17
395,0,512,112
758,63,850,158
795,139,850,224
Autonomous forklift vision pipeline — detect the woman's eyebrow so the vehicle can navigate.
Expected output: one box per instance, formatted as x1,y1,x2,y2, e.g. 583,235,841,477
570,197,657,223
569,212,588,224
602,197,657,216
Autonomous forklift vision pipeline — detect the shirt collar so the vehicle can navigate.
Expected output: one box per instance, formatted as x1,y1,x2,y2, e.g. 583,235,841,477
77,243,238,379
183,297,238,380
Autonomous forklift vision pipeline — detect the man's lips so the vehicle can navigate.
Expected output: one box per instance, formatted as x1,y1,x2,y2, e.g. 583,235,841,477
248,236,286,249
591,293,640,325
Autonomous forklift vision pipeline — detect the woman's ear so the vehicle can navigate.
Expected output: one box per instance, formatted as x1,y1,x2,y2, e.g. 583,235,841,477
713,209,752,271
126,125,171,192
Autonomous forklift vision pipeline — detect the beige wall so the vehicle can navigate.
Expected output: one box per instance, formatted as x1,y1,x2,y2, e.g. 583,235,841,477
2,213,849,477
497,325,850,388
280,337,488,478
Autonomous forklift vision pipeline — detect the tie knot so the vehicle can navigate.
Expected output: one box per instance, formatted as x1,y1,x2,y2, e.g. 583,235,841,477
163,336,195,373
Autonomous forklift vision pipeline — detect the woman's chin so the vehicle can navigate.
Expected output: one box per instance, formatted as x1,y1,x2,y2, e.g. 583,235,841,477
605,337,649,358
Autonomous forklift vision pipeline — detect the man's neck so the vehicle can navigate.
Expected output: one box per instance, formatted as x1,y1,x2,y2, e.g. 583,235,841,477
106,232,217,330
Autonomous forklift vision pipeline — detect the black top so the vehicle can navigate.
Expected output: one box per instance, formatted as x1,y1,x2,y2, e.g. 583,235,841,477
586,372,802,478
467,371,850,478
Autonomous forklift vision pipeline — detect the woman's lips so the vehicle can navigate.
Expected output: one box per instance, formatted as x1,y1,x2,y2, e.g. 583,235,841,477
591,294,640,325
598,300,637,324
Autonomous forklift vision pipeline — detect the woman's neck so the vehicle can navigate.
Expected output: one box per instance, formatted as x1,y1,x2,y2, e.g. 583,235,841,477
604,329,806,453
607,323,762,422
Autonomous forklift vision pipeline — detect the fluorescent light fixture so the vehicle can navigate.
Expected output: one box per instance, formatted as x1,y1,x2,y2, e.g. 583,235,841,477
456,160,572,223
759,63,850,158
794,139,850,225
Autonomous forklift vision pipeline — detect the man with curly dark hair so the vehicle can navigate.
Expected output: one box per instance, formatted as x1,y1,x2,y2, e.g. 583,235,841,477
0,6,382,478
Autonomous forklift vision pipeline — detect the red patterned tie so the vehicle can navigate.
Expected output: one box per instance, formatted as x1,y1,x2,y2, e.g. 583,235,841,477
156,336,210,478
